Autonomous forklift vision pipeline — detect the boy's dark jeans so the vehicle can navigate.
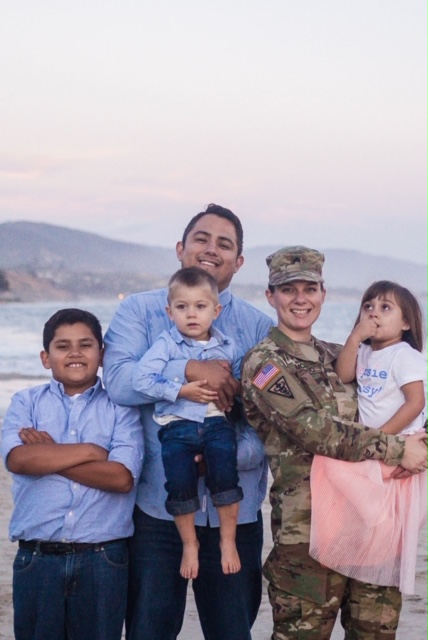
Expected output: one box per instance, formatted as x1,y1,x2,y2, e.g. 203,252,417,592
158,416,243,515
13,539,128,640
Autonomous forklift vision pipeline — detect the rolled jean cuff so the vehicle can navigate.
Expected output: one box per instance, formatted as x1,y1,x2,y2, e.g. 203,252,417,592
165,495,200,516
211,486,244,507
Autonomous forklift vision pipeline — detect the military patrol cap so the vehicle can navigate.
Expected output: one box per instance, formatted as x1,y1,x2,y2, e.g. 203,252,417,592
266,246,324,286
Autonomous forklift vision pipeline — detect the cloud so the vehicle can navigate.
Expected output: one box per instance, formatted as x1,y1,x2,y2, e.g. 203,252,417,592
0,154,78,180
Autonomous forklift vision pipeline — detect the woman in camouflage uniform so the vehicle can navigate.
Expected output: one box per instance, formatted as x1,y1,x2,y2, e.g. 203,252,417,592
241,246,427,640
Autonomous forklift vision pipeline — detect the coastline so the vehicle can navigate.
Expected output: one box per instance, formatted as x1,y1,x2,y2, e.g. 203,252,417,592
0,378,426,639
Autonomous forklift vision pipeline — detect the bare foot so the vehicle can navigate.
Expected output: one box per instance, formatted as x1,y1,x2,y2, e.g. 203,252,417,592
220,540,241,574
180,541,199,579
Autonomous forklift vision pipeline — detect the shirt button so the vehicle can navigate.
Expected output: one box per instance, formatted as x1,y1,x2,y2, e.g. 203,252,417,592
68,511,74,517
73,483,78,489
70,430,76,435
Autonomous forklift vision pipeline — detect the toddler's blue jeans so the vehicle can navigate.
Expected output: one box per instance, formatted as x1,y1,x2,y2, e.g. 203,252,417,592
158,416,243,515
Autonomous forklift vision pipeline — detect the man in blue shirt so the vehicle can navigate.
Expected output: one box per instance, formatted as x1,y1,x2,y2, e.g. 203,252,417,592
1,308,144,640
134,266,244,581
103,204,274,640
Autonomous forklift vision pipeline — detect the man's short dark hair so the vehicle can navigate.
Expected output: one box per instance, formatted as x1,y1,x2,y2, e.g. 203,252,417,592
43,308,103,351
181,203,244,256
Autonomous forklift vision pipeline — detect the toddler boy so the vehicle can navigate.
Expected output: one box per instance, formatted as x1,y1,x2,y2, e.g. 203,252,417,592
133,267,243,579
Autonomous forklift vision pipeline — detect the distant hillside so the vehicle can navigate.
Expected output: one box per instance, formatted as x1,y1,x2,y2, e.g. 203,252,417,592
0,221,426,302
0,221,178,275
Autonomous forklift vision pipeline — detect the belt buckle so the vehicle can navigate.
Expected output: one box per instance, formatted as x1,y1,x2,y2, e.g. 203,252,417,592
50,543,68,555
46,542,73,554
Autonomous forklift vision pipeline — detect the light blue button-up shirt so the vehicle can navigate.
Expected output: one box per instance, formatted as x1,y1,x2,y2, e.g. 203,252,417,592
1,378,144,542
103,286,274,526
133,324,241,422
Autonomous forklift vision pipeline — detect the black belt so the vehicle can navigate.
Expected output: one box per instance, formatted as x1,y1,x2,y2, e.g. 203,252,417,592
19,538,127,555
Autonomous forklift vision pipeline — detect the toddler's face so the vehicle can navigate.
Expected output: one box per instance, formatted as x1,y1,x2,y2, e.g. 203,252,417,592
167,284,221,342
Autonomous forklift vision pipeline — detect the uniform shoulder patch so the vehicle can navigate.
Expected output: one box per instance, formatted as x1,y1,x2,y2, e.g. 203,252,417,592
268,376,294,398
252,362,281,390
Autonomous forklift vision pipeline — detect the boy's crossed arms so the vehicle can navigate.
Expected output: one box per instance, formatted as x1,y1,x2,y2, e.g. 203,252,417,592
8,426,133,492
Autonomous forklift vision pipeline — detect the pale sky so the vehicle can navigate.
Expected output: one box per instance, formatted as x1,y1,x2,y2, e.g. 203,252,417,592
1,0,426,264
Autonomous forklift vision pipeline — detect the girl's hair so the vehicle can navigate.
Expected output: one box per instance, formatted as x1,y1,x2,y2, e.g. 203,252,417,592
357,280,425,352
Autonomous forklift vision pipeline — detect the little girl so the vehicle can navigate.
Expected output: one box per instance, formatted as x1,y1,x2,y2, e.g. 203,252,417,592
310,281,427,594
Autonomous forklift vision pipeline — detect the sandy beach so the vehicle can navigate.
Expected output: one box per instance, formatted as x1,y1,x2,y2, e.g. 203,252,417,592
0,379,426,639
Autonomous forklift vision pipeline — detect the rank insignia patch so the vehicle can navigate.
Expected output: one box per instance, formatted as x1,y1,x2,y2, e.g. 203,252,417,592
252,362,280,390
268,376,294,398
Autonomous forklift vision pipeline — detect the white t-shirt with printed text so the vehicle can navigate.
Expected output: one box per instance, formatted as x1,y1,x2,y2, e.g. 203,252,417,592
357,341,427,434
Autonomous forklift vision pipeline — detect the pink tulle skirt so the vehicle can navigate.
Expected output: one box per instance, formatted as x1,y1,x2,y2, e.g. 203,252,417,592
309,455,427,594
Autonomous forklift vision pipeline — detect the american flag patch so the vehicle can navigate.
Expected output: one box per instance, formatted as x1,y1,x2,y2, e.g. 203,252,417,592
252,362,280,390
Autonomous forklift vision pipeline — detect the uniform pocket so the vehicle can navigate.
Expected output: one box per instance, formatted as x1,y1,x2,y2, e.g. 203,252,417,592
263,543,329,605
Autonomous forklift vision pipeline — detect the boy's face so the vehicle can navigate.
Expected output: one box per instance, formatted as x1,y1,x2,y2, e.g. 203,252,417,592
40,322,103,395
166,284,222,341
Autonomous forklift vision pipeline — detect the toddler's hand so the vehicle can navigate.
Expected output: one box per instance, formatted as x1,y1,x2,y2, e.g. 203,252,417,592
178,381,219,404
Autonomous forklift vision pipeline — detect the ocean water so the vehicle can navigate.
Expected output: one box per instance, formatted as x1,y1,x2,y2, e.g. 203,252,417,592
0,300,123,378
0,298,361,379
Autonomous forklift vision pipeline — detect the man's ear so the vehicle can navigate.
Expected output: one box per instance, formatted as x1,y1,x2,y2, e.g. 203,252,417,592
176,241,184,262
40,350,51,370
234,254,244,273
99,347,104,367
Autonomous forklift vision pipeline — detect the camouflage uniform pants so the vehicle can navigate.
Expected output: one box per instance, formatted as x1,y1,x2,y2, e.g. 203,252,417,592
264,543,402,640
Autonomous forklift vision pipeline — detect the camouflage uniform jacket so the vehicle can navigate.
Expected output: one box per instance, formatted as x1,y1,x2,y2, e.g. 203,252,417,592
241,327,406,546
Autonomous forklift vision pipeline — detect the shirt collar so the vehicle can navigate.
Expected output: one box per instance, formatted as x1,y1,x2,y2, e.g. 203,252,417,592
218,286,232,307
169,323,230,347
269,327,341,364
49,376,103,399
269,327,319,362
